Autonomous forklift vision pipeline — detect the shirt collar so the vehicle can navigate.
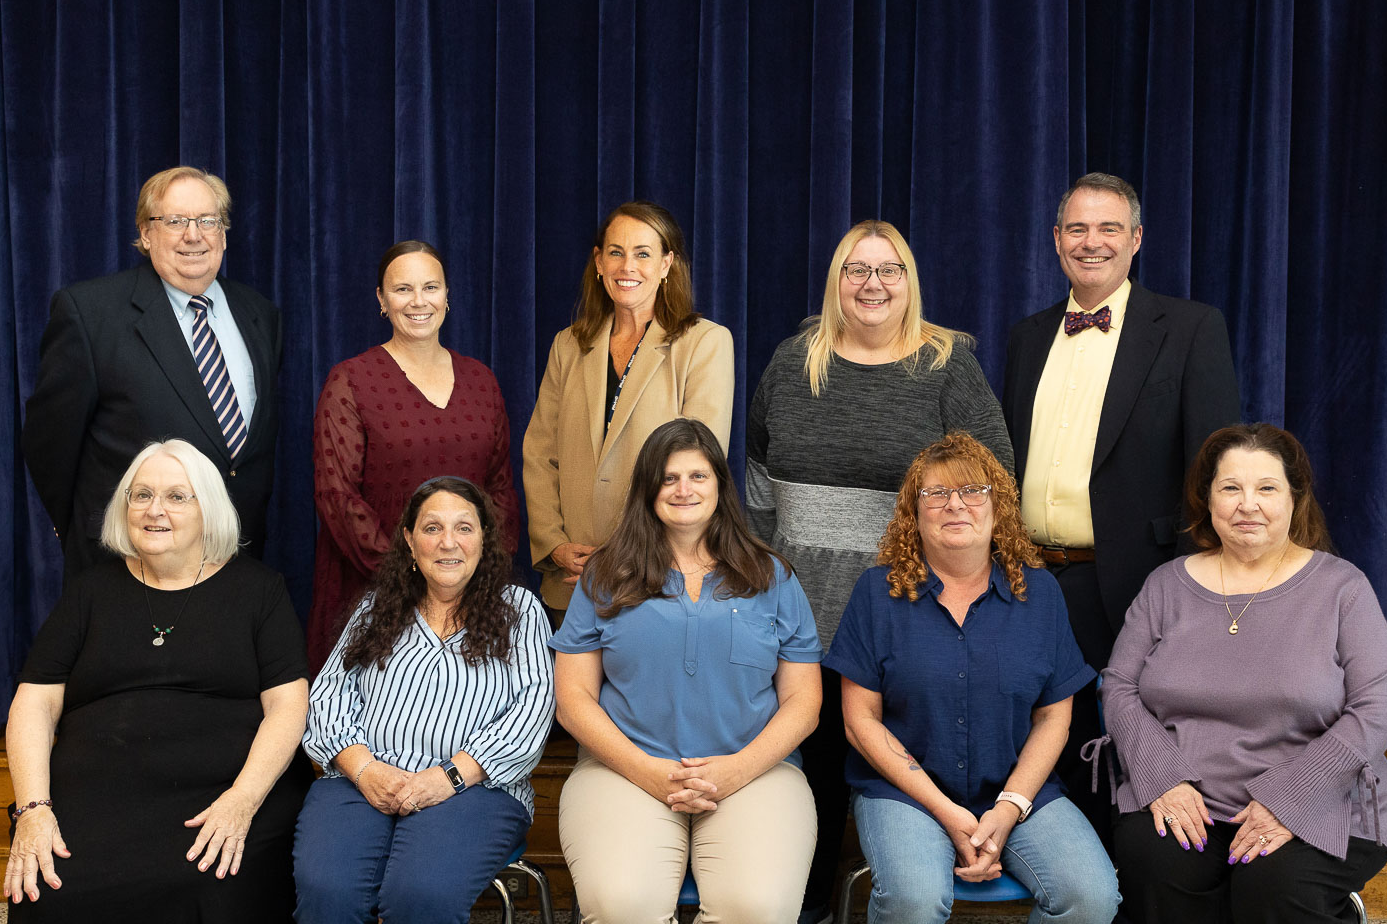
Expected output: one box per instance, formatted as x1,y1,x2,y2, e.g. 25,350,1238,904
1064,277,1131,331
921,560,1015,603
162,278,227,320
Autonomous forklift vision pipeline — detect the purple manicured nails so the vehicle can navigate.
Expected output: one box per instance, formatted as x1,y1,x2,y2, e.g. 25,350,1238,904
1241,855,1251,864
1202,837,1208,846
1260,849,1268,857
1158,829,1166,837
1228,855,1238,864
1195,842,1204,852
1180,841,1189,850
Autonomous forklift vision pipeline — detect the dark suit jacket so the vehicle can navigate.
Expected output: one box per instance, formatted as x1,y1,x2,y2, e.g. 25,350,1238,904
1003,281,1240,643
22,262,281,581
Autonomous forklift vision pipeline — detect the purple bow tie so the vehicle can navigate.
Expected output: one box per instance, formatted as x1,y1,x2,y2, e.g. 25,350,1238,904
1064,305,1112,335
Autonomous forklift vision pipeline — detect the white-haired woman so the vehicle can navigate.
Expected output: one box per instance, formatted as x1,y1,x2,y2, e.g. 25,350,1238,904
5,439,311,923
746,219,1013,920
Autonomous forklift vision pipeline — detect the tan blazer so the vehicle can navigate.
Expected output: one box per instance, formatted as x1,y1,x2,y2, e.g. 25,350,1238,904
523,316,734,607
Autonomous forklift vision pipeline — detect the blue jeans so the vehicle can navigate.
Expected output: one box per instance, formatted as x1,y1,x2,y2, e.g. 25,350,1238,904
852,792,1120,924
293,776,530,924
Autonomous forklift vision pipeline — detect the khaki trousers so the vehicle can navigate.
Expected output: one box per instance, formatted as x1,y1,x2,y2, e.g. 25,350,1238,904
559,750,817,923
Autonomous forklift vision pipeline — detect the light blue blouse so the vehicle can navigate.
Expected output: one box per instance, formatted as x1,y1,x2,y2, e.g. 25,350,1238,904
303,585,555,817
550,562,821,766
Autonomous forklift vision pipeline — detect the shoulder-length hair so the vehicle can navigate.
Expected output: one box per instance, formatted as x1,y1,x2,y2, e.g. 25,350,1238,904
100,439,242,563
340,477,519,670
132,166,232,255
1184,423,1333,553
800,219,967,396
581,418,790,618
878,432,1041,601
570,201,701,351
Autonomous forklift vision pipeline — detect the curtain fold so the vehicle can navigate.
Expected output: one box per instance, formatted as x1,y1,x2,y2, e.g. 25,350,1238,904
3,1,1385,710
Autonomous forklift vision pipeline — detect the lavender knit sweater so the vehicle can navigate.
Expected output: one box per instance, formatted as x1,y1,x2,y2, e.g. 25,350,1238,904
1102,551,1387,859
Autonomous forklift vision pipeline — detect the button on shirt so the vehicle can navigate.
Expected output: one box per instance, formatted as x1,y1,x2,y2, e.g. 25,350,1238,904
824,563,1094,817
162,279,259,425
550,562,822,766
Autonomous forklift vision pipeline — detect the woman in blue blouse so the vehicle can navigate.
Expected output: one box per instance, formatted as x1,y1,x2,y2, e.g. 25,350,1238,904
294,477,554,924
826,433,1119,923
551,418,822,923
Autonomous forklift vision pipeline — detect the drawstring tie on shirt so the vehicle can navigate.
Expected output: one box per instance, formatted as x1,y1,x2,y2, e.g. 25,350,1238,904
1080,734,1118,805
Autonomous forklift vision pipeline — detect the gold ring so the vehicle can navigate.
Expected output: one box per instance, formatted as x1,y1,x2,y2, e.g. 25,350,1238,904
1163,815,1176,825
1258,835,1269,846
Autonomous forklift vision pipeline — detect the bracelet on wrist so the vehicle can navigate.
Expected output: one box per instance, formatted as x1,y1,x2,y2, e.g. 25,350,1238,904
11,799,53,822
353,758,378,785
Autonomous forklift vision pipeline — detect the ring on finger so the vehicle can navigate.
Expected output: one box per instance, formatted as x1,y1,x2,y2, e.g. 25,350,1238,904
409,800,421,811
1163,815,1177,825
1257,835,1269,846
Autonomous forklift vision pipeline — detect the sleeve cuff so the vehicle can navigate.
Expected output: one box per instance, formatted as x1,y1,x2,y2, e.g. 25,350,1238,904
1108,709,1201,808
1246,731,1366,859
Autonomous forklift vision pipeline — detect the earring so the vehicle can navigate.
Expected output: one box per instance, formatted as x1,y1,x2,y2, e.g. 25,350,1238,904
411,561,417,572
661,276,668,285
380,307,387,318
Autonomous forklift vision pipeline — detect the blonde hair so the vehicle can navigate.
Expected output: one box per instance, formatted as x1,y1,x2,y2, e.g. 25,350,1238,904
100,440,242,563
132,166,232,256
800,219,965,396
878,432,1041,601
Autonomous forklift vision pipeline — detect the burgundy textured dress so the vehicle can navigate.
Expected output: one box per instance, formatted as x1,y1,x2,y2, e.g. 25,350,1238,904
307,345,520,669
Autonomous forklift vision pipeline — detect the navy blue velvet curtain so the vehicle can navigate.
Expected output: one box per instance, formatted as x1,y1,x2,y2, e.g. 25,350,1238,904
3,1,1384,710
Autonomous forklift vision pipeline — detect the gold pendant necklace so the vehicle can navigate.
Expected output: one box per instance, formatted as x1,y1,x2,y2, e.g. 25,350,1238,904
1219,543,1290,635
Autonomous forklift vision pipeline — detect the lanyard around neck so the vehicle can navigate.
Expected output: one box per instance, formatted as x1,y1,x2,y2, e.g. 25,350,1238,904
607,322,651,428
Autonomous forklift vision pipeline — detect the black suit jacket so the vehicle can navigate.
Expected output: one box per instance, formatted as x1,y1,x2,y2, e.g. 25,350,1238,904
1002,281,1240,642
22,262,281,581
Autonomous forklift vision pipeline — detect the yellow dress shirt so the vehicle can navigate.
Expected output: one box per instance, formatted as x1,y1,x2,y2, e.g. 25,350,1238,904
1020,279,1132,547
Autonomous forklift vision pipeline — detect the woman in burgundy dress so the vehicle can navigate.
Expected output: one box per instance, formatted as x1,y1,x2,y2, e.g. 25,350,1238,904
308,240,520,670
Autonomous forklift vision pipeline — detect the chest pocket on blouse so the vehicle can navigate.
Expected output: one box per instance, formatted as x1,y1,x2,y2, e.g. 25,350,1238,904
995,643,1048,701
729,610,779,671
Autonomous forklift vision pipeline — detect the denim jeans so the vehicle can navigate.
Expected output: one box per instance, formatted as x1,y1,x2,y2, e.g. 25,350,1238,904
293,776,530,924
852,792,1120,924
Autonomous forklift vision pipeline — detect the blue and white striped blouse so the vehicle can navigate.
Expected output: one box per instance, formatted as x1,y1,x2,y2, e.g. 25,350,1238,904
304,585,555,817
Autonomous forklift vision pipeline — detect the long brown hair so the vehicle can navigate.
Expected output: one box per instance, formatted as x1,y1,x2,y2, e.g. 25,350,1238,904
340,478,518,669
581,419,789,618
570,201,700,350
878,432,1041,601
1183,423,1333,552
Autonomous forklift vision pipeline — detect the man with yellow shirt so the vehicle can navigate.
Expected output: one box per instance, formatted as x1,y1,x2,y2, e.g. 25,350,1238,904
1002,172,1239,839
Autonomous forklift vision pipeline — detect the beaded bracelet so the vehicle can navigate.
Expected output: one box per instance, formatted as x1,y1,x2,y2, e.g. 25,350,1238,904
11,799,53,821
353,759,378,785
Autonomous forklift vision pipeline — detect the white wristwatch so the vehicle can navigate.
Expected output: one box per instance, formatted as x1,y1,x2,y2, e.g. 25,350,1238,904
995,790,1033,822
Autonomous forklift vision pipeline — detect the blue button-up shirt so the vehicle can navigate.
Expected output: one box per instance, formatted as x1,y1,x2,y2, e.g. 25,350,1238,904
551,562,822,766
825,563,1093,817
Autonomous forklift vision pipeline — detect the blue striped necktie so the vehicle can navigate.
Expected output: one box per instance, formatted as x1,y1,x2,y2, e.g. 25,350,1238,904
188,294,248,461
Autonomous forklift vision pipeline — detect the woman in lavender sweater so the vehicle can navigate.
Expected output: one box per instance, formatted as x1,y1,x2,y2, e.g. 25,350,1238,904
1102,423,1387,923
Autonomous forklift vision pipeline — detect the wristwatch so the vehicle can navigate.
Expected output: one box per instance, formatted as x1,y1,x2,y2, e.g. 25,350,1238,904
440,759,466,793
995,790,1033,822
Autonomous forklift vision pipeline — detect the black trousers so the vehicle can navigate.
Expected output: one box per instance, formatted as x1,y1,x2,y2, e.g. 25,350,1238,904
799,665,850,911
1114,810,1387,923
1048,560,1118,852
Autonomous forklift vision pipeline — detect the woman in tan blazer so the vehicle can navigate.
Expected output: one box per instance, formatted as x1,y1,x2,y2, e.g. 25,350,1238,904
524,201,733,612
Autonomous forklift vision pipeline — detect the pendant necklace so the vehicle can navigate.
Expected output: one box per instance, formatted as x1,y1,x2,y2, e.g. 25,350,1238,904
1219,542,1289,636
140,558,206,646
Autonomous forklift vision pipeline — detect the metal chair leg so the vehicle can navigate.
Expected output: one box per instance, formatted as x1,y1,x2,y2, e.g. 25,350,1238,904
839,860,870,923
509,857,556,924
1350,890,1367,924
490,873,517,924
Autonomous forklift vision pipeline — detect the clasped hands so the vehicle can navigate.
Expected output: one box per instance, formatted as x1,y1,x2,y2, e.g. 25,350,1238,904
648,754,752,814
940,802,1019,882
356,760,457,815
1149,782,1293,862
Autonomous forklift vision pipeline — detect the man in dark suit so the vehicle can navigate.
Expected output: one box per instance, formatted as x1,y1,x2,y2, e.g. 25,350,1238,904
1003,172,1239,837
23,166,281,582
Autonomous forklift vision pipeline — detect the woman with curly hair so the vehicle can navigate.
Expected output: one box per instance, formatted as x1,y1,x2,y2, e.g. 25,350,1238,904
824,433,1119,923
293,477,554,924
550,418,821,923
